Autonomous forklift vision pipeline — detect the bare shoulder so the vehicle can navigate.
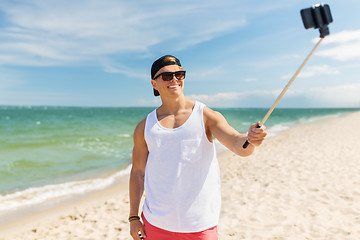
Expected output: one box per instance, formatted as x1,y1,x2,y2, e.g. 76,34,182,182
203,106,226,127
132,118,148,173
203,106,239,141
133,118,146,140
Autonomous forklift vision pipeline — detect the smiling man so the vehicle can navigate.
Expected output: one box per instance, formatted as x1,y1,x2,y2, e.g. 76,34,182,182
129,55,267,240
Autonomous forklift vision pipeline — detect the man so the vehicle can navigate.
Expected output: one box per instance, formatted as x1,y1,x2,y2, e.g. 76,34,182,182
129,55,267,240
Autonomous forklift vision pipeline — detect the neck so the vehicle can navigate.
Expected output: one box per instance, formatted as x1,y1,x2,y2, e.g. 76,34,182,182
159,95,193,114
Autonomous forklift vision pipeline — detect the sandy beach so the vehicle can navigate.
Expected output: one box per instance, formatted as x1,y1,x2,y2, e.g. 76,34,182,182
1,111,359,240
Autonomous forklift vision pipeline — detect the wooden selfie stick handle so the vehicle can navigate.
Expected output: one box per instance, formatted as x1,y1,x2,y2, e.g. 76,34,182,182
243,38,324,149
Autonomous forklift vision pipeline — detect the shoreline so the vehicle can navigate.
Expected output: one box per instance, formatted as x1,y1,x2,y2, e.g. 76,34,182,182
1,111,360,239
0,181,129,238
0,165,131,221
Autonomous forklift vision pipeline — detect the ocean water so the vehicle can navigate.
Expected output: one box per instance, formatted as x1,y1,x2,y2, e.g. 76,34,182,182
0,105,358,215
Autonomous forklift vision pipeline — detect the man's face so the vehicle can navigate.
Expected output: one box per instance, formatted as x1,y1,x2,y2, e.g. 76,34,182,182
151,65,185,97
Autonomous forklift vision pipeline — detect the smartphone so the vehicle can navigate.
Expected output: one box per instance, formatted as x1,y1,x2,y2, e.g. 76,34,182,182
301,4,332,29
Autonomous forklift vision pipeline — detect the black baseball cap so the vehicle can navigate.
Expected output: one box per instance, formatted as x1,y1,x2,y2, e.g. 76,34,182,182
151,55,182,96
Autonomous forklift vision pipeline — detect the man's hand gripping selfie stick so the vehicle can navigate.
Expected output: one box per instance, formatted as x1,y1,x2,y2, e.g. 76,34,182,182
243,4,333,149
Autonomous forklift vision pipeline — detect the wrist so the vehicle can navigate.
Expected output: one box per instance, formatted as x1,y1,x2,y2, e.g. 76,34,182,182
128,215,140,222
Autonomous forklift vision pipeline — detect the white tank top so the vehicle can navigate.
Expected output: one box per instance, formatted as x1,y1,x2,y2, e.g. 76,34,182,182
143,101,221,233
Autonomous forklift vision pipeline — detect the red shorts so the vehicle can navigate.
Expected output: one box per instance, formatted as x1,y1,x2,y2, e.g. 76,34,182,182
141,213,218,240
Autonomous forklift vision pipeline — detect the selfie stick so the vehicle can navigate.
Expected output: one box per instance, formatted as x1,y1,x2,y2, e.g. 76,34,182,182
243,4,333,148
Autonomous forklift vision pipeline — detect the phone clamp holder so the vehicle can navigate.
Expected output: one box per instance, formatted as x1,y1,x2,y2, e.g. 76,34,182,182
301,4,333,38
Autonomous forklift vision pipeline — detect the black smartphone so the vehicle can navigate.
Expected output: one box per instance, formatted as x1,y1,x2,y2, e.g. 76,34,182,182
301,4,332,29
301,4,332,37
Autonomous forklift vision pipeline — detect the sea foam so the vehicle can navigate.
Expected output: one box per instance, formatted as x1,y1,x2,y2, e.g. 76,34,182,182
0,165,132,212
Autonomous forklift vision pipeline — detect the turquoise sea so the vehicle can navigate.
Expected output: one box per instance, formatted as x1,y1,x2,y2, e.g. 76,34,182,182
0,106,358,216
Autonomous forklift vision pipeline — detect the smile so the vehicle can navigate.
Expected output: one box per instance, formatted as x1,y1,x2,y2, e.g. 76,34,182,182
168,85,180,89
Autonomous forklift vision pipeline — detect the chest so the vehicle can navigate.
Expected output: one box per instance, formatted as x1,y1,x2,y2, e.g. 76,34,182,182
157,111,192,129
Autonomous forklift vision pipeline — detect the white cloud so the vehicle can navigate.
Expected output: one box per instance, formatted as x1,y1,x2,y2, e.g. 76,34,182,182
243,77,257,82
137,97,161,106
186,83,360,108
187,89,279,105
281,64,340,80
318,30,360,44
0,1,251,69
316,29,360,61
287,84,360,107
188,92,242,103
0,1,305,70
102,62,148,79
0,90,73,106
317,41,360,61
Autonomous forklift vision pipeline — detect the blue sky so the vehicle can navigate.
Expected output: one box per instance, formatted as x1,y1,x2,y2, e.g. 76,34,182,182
0,0,359,108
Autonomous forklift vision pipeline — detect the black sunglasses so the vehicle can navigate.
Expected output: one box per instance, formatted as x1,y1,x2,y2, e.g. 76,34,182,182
153,71,186,81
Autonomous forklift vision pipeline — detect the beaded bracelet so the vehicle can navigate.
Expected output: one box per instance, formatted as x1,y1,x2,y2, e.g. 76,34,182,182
128,215,140,222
